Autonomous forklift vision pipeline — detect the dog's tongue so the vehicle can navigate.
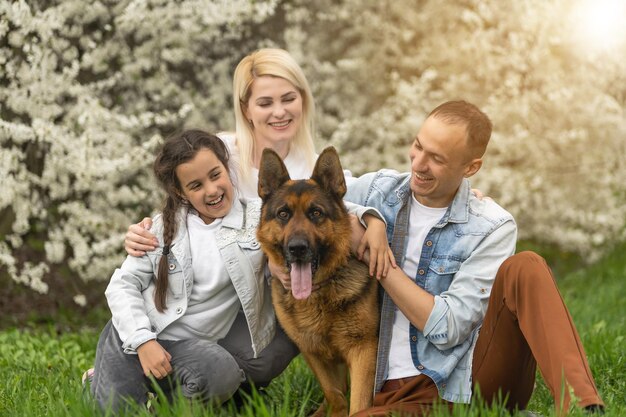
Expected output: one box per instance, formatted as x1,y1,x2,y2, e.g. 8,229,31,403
291,263,312,300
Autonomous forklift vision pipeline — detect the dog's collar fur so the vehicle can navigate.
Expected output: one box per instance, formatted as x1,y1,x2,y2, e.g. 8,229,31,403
311,275,336,292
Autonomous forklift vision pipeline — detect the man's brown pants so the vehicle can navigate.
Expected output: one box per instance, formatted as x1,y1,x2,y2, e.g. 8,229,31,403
352,251,604,416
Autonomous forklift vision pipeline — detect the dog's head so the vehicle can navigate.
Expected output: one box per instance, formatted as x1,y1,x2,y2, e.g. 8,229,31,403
257,147,352,300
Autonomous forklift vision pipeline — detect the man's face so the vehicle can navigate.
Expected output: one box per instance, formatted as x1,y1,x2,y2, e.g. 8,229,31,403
409,116,481,208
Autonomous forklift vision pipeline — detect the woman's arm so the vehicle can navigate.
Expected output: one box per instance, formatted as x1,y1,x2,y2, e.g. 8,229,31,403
125,218,159,256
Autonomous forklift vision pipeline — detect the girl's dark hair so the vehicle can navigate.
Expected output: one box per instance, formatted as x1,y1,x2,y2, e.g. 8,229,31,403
152,129,230,312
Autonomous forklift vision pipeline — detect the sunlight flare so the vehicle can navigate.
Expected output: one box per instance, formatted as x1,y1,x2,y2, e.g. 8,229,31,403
570,0,626,51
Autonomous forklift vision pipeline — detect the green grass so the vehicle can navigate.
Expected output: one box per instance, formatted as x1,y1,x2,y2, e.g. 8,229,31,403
1,243,624,417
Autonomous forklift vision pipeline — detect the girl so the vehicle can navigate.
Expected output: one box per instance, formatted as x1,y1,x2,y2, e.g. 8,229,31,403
91,130,283,411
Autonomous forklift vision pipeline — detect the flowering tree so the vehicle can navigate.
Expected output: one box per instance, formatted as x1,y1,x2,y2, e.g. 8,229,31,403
285,0,626,259
1,0,625,303
0,0,282,300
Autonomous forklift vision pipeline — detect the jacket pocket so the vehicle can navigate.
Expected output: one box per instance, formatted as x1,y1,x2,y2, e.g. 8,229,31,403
165,258,184,298
237,240,265,277
427,258,461,295
148,252,185,299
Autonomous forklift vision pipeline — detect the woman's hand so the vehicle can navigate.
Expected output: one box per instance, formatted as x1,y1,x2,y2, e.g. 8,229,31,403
137,340,172,379
124,217,158,257
472,188,491,200
268,259,291,289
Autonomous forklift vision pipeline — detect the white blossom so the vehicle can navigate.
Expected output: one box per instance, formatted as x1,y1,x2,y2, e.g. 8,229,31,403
73,294,87,307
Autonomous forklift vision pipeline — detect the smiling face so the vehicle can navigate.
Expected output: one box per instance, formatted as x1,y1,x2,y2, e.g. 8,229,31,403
244,75,303,155
175,148,234,224
409,116,483,208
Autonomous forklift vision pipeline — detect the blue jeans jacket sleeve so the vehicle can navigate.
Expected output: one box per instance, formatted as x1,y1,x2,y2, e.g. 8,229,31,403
423,220,517,349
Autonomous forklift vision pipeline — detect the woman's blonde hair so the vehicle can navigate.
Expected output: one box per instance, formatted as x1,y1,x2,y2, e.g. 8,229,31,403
233,48,317,185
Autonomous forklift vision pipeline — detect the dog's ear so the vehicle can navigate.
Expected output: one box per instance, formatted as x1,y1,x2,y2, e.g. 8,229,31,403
258,148,291,201
311,147,346,199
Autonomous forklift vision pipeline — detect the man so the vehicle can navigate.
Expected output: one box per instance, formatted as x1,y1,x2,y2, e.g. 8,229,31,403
345,101,604,415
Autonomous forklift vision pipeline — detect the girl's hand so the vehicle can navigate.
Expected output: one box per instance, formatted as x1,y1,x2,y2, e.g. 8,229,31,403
350,214,397,279
137,340,172,379
124,217,158,257
268,259,291,289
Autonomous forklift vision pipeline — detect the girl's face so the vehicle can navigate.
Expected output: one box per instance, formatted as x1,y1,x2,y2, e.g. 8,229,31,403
175,148,234,224
244,75,303,149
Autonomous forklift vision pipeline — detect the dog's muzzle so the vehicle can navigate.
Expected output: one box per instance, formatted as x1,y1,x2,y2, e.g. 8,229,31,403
284,237,319,300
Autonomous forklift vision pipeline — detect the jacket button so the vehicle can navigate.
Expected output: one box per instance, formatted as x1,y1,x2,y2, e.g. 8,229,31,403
426,240,433,247
417,365,424,370
168,263,176,271
411,335,417,342
175,307,183,314
418,269,425,275
438,267,444,273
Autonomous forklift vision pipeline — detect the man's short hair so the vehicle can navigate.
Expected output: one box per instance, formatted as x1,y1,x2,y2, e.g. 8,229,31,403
428,100,492,158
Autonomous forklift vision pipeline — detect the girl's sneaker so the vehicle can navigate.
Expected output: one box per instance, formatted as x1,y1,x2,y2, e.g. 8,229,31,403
81,368,95,392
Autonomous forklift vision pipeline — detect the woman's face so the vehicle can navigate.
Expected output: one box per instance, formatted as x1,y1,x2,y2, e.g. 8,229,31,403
244,75,303,150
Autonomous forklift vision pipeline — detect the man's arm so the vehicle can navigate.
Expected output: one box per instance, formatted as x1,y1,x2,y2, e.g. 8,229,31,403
422,221,517,349
351,220,434,329
379,266,435,330
352,213,516,347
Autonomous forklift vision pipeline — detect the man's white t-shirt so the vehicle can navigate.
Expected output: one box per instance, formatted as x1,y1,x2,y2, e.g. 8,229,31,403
386,195,447,379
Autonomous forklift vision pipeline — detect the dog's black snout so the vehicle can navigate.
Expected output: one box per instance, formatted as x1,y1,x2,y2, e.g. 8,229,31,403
287,238,309,258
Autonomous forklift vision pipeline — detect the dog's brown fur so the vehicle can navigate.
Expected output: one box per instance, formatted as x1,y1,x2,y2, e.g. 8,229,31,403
257,147,380,417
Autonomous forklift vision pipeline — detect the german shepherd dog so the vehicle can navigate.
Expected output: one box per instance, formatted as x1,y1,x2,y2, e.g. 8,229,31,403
257,147,380,417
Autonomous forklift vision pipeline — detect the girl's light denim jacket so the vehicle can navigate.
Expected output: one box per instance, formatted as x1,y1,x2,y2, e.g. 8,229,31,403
345,171,517,403
105,198,275,358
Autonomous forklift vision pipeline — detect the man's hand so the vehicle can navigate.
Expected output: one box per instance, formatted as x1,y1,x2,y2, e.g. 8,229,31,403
124,217,158,257
349,214,396,279
137,340,172,379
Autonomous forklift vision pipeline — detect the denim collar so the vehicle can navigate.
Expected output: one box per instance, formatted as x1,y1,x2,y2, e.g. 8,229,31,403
440,178,471,225
396,177,471,227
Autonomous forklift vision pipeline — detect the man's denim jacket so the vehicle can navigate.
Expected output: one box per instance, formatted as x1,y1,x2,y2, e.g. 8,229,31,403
345,171,517,403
